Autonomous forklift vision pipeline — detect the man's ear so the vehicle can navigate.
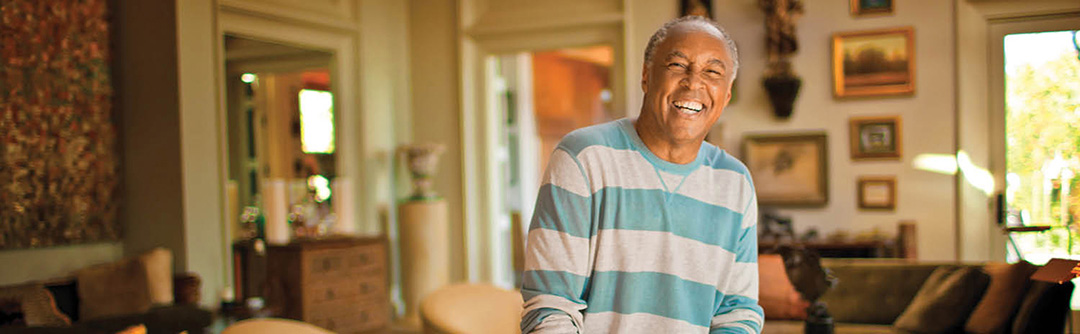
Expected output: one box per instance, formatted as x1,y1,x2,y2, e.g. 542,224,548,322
723,84,733,107
722,75,736,107
641,64,649,93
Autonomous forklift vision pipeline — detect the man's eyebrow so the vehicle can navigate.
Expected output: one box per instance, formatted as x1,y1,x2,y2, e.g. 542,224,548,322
665,51,689,61
707,58,728,71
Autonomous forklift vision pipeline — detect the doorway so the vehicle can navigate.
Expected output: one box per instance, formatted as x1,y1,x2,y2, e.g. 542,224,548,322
990,16,1080,308
489,45,616,287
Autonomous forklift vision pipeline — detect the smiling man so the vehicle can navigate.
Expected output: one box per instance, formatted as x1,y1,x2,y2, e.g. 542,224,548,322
519,16,763,334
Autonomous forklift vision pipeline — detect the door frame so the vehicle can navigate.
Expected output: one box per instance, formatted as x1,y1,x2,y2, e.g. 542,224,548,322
955,0,1080,262
460,24,626,284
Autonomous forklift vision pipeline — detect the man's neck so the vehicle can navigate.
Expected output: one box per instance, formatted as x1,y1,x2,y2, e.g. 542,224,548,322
633,118,701,165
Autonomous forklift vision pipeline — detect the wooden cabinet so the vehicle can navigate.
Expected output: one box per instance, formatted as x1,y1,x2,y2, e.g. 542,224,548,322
266,237,390,333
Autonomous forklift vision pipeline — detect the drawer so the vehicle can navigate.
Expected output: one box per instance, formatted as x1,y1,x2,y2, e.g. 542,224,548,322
345,245,385,271
302,277,385,305
304,249,352,277
304,247,386,282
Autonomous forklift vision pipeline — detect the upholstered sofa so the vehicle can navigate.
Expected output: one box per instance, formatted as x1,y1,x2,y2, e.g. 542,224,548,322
0,249,213,334
760,259,1074,334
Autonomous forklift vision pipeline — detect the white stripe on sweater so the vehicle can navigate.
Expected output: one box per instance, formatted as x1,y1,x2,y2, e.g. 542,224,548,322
543,149,590,197
524,228,591,277
721,262,759,299
575,145,753,215
591,229,736,287
583,311,708,333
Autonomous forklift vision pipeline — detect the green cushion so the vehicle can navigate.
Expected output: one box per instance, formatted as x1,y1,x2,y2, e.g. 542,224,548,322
820,262,942,324
893,267,991,334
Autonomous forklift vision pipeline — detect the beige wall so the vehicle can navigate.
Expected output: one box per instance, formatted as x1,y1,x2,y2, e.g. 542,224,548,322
114,0,189,269
709,0,957,260
0,243,122,285
409,0,467,281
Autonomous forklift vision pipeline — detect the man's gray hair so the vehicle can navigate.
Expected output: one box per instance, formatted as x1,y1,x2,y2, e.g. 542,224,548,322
643,16,739,77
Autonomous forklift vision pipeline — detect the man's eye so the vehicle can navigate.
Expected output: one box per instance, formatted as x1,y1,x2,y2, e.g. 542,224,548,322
668,63,687,69
706,69,723,77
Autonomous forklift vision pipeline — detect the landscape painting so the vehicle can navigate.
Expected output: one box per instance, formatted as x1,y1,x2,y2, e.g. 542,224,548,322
833,27,915,97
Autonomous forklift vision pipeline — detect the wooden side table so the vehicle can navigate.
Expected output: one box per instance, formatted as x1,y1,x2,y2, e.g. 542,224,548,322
266,236,390,333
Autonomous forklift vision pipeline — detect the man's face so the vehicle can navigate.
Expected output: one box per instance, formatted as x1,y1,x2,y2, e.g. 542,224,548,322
640,23,734,145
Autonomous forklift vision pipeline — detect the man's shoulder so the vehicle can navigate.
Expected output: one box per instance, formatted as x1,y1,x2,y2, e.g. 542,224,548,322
700,144,752,179
555,119,631,156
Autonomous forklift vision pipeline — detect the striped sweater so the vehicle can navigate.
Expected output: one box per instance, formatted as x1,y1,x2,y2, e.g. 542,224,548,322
520,118,763,334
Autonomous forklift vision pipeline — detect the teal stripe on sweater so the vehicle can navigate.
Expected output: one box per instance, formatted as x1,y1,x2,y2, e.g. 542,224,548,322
533,187,746,250
521,270,589,303
713,294,764,318
583,271,719,327
530,184,591,238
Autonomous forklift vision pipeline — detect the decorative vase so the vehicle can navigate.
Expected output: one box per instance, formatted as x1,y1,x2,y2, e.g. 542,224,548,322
763,74,802,119
398,144,445,200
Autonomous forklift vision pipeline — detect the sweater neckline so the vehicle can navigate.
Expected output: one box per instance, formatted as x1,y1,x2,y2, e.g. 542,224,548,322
617,118,704,176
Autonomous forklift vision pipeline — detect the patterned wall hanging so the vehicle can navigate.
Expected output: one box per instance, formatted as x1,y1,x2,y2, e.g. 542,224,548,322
0,0,120,249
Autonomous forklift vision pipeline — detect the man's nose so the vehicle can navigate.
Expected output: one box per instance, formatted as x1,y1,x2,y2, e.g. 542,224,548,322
679,71,704,90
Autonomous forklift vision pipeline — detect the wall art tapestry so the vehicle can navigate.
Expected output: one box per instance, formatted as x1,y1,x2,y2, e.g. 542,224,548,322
0,0,120,249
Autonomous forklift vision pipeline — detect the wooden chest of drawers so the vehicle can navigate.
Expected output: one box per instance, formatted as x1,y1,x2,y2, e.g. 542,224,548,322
267,237,390,333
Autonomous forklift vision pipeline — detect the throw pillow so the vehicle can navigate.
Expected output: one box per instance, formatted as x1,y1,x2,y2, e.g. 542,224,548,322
757,254,810,320
1011,281,1074,334
139,248,174,305
76,257,153,320
964,261,1038,334
0,283,71,327
893,266,990,334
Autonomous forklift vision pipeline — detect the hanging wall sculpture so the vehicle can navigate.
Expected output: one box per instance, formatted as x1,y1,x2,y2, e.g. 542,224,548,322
760,0,804,119
0,0,120,249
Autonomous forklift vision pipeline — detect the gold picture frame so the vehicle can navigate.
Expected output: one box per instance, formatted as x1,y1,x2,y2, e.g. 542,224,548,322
833,27,915,97
849,116,902,160
850,0,894,16
742,133,829,207
858,176,896,210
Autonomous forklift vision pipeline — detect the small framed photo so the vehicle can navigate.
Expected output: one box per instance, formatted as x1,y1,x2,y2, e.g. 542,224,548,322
833,27,915,97
743,133,828,207
850,0,894,16
858,176,896,210
850,116,902,160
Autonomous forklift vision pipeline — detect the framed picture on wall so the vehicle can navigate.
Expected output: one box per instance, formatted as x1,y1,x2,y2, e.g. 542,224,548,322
742,133,828,207
857,176,896,210
849,116,902,160
850,0,894,16
832,27,915,97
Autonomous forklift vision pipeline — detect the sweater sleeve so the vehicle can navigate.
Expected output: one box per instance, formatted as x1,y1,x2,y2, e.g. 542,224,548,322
710,192,764,334
520,148,593,334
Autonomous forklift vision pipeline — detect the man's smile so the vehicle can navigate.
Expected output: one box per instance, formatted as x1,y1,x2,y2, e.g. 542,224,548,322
672,100,705,114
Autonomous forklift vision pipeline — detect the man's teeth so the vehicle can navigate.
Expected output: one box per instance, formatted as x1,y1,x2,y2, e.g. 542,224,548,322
674,101,703,114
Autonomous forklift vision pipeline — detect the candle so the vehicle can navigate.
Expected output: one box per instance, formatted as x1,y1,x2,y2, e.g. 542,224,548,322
263,179,290,245
332,177,356,234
